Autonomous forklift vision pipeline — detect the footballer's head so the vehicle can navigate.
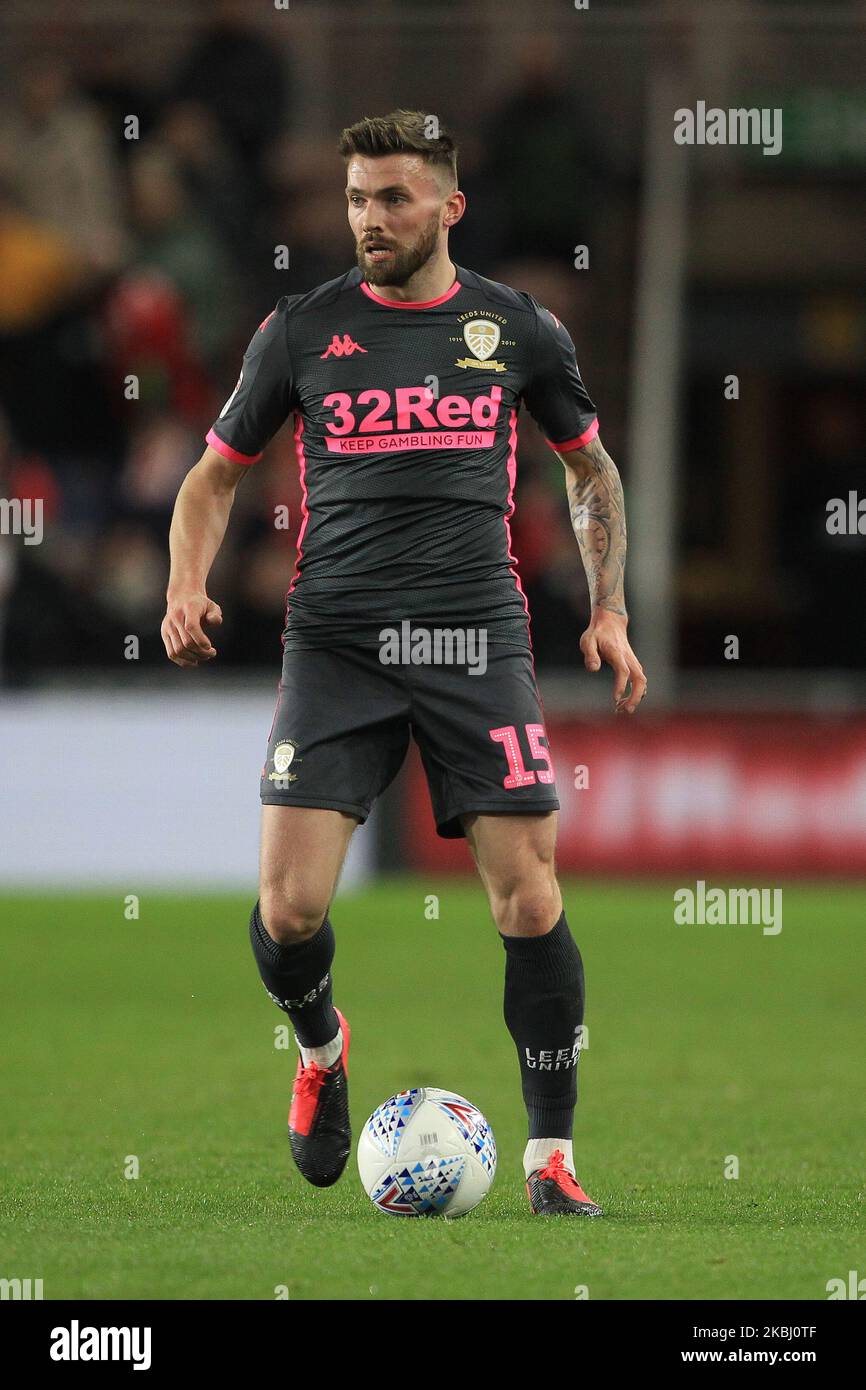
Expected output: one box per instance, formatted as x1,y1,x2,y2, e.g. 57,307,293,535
338,110,465,287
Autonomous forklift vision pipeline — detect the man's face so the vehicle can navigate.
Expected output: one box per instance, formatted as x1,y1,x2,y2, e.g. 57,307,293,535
345,154,451,286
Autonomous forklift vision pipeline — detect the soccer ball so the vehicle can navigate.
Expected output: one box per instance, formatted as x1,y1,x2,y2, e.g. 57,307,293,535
358,1087,497,1218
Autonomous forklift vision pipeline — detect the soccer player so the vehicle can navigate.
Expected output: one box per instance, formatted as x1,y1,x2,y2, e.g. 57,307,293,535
162,111,646,1217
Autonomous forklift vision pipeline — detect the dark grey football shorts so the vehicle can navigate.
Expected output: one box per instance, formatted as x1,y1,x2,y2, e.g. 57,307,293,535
260,641,559,839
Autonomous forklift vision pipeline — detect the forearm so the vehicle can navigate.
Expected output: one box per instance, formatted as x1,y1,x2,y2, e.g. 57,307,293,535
562,435,628,617
166,458,239,597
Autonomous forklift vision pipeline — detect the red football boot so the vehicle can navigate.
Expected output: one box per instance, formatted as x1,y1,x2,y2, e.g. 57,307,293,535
288,1008,351,1188
526,1148,604,1216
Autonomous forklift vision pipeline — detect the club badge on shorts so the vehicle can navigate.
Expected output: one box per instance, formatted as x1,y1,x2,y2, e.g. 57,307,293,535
268,740,300,782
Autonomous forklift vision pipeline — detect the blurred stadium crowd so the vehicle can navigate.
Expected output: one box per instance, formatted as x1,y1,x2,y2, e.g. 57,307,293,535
0,11,613,680
0,1,863,684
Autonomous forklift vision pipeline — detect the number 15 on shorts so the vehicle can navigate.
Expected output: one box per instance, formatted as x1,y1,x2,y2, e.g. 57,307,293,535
489,724,555,788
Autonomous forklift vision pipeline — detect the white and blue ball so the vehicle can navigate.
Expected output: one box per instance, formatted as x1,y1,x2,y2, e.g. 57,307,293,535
358,1087,496,1218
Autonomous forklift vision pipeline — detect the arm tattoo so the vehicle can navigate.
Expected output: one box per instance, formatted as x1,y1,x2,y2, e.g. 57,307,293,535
564,435,628,616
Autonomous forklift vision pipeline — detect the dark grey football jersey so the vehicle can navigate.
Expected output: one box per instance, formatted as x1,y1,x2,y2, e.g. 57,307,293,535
207,264,598,650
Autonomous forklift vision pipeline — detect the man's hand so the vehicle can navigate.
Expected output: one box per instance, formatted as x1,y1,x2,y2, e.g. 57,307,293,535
579,609,647,714
161,592,223,667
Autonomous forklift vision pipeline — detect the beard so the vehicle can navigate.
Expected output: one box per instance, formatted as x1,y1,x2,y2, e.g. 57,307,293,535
357,213,441,287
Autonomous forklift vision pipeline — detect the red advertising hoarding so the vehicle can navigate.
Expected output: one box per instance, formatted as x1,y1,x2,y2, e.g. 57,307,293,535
402,715,866,875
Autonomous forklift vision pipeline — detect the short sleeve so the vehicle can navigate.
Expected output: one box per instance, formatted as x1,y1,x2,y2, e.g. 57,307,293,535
522,299,599,452
205,299,298,464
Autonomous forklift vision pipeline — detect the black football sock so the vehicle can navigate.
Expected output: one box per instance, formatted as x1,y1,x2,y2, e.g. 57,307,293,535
249,899,339,1048
501,910,585,1140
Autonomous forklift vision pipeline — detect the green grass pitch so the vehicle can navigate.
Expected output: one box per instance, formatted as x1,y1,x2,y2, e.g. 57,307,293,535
1,879,863,1300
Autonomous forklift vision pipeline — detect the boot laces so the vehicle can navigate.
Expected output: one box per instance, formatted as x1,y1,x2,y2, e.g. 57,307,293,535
294,1062,325,1100
539,1148,585,1198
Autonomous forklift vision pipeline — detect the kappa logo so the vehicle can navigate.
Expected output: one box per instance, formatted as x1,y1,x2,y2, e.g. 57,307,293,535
456,319,507,373
321,333,368,358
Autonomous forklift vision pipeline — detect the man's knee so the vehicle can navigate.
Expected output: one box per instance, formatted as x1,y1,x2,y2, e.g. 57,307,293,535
258,883,329,945
490,867,561,937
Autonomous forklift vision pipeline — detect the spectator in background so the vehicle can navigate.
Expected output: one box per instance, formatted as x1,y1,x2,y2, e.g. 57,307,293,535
778,386,866,666
127,144,239,369
0,173,124,462
79,34,159,168
116,411,202,527
0,52,128,278
101,273,215,427
250,136,353,304
494,256,591,337
227,524,299,665
476,34,605,263
92,520,169,633
158,100,253,273
0,183,89,335
169,0,289,216
0,403,107,685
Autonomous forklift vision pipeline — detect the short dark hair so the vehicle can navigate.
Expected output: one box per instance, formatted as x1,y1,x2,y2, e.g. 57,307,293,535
338,109,458,189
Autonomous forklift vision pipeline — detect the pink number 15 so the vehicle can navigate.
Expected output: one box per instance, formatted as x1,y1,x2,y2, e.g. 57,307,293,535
489,724,554,788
